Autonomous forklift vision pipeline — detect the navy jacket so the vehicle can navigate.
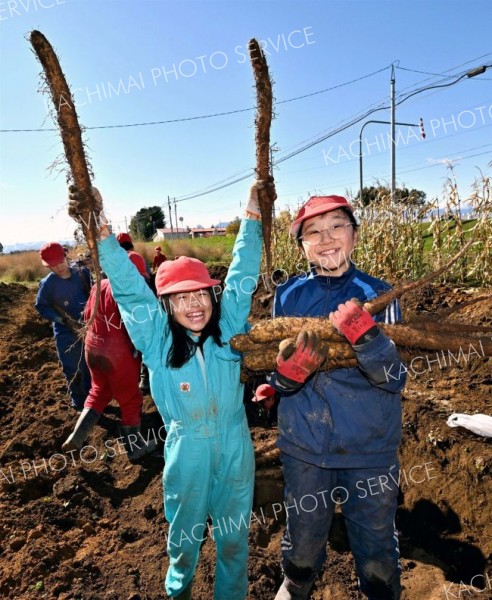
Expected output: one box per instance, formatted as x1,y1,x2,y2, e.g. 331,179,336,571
35,267,91,336
270,263,406,468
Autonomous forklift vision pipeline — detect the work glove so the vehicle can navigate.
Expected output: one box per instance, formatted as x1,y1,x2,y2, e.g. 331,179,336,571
68,186,110,238
275,331,327,392
329,300,378,345
245,177,277,218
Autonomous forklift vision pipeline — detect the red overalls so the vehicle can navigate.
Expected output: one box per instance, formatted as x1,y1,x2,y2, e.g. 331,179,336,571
83,279,143,425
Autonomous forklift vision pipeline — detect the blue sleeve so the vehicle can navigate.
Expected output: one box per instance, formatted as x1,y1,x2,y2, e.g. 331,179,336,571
34,278,63,324
353,329,406,393
98,234,168,361
219,218,263,341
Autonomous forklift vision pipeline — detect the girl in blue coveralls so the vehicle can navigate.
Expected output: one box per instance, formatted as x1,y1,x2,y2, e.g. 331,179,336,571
69,181,272,600
269,196,407,600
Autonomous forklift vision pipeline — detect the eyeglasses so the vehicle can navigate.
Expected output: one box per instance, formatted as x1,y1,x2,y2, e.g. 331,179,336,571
300,223,353,245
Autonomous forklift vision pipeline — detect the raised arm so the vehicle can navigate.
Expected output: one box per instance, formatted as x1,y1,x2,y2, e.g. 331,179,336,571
69,186,167,360
219,180,274,341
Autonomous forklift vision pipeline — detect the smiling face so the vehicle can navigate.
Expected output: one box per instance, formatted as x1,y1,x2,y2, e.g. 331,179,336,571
167,289,213,336
299,209,357,276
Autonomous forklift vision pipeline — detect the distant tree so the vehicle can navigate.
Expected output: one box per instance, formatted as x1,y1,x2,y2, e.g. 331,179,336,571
226,217,241,235
0,242,3,254
356,185,426,207
130,206,165,241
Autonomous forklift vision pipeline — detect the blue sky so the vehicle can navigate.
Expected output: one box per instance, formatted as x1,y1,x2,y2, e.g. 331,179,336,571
1,0,491,248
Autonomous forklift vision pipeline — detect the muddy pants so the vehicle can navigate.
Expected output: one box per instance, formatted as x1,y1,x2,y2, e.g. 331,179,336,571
84,338,143,426
280,453,401,600
164,416,255,599
54,330,91,410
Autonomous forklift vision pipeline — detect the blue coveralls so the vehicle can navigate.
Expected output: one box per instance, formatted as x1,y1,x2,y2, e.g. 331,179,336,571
98,218,262,599
269,264,407,600
35,267,91,409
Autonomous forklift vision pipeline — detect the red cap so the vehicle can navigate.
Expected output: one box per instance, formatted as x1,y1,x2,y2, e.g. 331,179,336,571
117,232,132,245
127,251,148,277
155,256,220,296
39,242,65,267
254,384,276,401
290,195,354,238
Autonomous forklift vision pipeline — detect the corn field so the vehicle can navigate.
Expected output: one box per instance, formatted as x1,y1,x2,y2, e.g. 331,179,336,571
263,171,491,287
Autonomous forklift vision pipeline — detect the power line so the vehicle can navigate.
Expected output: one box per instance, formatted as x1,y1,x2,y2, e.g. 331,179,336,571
0,66,390,133
174,62,491,202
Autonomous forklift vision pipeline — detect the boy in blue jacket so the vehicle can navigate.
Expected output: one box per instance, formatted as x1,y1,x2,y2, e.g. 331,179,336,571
270,196,406,600
35,242,91,410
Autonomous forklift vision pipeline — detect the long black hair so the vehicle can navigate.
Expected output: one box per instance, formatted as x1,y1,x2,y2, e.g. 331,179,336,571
161,289,223,368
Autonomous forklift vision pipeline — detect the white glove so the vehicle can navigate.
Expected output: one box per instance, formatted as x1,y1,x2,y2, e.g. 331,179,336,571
446,413,492,438
245,178,277,218
245,181,261,217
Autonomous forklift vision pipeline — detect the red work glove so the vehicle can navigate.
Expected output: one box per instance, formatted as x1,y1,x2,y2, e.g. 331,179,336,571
329,300,378,345
275,331,327,391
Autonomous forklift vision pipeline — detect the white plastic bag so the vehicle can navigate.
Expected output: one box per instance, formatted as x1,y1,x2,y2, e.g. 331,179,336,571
446,413,492,438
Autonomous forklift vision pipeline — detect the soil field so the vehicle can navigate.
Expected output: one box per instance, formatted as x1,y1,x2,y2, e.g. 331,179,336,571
0,280,490,600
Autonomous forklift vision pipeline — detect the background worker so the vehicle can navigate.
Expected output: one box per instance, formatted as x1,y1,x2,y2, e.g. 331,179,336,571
116,232,151,281
153,246,167,272
252,383,278,427
35,242,91,411
62,253,157,463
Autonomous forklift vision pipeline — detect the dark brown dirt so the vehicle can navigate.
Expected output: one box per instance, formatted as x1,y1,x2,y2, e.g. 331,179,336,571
0,281,490,600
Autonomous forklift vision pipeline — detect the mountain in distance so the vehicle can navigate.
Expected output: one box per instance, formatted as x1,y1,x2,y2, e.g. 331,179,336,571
1,239,75,254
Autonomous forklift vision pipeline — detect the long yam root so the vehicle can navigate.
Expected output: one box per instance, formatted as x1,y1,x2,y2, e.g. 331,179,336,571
30,30,101,327
249,38,275,288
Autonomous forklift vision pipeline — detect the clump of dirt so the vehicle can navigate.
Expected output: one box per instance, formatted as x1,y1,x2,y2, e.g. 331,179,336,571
0,281,490,599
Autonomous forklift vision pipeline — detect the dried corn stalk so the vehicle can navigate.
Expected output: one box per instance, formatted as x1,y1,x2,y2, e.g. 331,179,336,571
30,30,101,325
248,38,276,288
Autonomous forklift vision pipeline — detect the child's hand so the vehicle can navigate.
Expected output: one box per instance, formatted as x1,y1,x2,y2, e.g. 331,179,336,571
275,331,326,391
245,177,277,219
68,186,110,239
329,300,378,345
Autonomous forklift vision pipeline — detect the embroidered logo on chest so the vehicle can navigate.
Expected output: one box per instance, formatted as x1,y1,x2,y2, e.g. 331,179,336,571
180,382,191,393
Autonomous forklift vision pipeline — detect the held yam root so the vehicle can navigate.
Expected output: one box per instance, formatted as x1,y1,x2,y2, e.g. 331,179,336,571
30,30,102,327
234,321,492,372
248,38,275,287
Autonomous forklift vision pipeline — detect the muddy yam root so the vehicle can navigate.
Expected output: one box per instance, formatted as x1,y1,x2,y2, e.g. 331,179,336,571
30,30,102,326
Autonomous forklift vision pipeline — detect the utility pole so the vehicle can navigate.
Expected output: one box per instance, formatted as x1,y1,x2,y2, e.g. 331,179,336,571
173,198,178,234
390,64,396,203
167,196,174,237
124,216,128,232
359,119,421,206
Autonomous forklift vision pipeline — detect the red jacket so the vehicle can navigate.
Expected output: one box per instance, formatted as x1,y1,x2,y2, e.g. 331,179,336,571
84,279,133,347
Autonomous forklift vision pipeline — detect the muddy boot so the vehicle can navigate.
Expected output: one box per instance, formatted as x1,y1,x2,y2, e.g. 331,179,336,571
62,408,100,452
274,577,313,600
120,425,157,464
174,581,192,599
